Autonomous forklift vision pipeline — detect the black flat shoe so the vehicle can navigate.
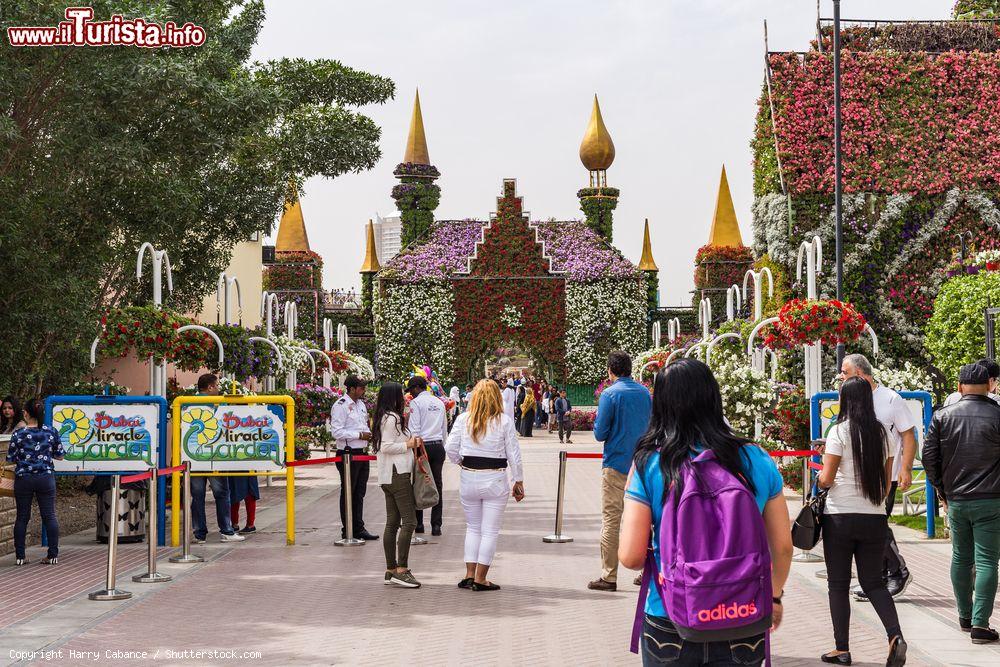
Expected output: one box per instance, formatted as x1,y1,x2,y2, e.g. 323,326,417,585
458,577,474,589
886,636,906,666
971,627,999,644
414,524,425,534
357,531,380,541
821,651,852,665
472,581,501,591
431,526,442,537
959,617,972,632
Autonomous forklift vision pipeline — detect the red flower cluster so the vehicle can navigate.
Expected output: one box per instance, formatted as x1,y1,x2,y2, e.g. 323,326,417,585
694,244,754,291
324,350,352,374
100,306,213,370
767,51,1000,194
765,299,867,348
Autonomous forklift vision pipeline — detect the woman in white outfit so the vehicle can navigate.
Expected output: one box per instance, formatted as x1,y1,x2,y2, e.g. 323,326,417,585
446,378,525,591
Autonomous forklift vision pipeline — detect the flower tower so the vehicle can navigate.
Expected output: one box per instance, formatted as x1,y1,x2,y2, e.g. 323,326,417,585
694,165,753,321
578,95,619,241
638,218,659,312
392,89,441,248
263,181,324,341
359,219,381,319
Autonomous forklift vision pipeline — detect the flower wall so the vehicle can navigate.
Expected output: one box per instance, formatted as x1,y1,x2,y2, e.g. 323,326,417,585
566,279,647,383
373,281,455,381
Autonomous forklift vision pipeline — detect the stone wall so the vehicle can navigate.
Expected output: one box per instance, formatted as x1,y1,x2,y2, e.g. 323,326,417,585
1,496,14,555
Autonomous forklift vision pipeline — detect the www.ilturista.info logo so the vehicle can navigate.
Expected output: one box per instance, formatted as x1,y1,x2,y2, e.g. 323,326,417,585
7,7,206,48
696,602,759,623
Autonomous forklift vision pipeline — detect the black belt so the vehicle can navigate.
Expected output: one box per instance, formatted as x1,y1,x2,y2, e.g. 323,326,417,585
423,440,443,446
461,456,507,470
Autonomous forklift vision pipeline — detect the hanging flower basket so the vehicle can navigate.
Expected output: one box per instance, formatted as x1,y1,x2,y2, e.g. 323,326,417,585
769,298,867,348
975,250,1000,272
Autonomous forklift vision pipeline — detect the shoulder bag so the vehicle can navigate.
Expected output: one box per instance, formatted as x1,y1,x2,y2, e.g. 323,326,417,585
791,489,827,550
412,442,440,510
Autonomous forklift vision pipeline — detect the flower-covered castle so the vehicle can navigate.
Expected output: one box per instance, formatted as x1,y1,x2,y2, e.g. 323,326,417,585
363,92,658,387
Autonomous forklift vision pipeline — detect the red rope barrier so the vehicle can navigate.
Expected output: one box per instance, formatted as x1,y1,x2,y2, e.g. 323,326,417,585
121,464,185,484
768,450,821,458
565,452,603,459
286,453,377,467
807,461,823,471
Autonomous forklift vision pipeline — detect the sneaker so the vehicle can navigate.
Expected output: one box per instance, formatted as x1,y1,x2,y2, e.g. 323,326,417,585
238,526,256,535
971,627,1000,644
390,571,421,588
384,571,393,585
221,532,246,542
14,558,28,566
588,578,617,592
887,572,912,599
41,557,58,565
193,536,207,544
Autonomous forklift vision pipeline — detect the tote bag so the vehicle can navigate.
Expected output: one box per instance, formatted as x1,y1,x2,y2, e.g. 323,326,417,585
412,444,439,510
791,490,827,550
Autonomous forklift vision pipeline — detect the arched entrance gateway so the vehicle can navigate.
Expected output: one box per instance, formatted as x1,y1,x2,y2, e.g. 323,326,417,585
368,94,656,397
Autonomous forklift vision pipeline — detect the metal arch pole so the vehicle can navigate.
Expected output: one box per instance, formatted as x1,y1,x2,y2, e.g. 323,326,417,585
705,333,741,366
543,451,573,543
89,475,132,600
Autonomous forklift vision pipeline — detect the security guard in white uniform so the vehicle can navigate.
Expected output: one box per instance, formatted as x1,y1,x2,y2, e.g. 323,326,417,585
407,376,449,535
330,375,378,541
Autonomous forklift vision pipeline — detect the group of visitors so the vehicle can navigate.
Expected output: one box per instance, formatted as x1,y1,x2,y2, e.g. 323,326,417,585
497,375,572,440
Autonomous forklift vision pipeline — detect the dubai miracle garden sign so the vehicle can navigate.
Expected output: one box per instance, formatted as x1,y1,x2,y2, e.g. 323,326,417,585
45,396,167,472
173,395,294,472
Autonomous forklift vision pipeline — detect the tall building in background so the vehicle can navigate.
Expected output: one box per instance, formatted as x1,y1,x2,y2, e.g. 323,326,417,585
372,214,402,262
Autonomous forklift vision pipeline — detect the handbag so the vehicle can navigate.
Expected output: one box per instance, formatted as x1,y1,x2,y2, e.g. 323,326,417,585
0,466,15,498
791,489,827,550
412,443,440,511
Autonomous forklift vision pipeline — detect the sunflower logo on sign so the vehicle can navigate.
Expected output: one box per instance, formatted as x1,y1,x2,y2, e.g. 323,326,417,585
182,407,220,459
53,407,92,446
821,402,841,437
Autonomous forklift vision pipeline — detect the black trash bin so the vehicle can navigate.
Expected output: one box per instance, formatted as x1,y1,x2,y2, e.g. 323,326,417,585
88,477,146,544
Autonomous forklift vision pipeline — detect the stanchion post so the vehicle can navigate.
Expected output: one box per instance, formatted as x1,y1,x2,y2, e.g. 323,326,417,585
89,475,133,600
334,449,364,547
793,454,823,563
543,451,573,543
170,462,204,564
133,471,172,583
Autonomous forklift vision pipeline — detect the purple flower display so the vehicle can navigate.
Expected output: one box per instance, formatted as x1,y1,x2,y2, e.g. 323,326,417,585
380,219,641,283
534,221,640,281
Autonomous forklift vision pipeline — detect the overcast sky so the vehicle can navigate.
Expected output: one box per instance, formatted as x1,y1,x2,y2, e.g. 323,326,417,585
254,0,949,305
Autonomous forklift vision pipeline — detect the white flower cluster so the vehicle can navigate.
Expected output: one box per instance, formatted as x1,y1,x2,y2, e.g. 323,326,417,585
565,279,647,383
713,357,774,436
500,304,522,328
345,353,375,382
976,249,1000,265
219,377,255,396
872,360,933,393
270,334,311,376
374,282,455,380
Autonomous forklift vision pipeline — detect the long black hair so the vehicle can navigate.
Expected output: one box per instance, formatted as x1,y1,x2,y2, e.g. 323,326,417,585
633,358,754,502
370,382,407,453
1,395,23,432
837,376,888,505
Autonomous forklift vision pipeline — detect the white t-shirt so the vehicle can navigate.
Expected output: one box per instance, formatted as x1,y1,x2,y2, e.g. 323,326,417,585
824,420,893,515
871,385,916,482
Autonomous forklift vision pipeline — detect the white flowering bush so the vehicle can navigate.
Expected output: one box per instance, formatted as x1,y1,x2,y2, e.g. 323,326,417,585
270,334,311,376
374,282,455,380
713,357,774,436
345,352,375,382
873,360,934,393
565,278,647,383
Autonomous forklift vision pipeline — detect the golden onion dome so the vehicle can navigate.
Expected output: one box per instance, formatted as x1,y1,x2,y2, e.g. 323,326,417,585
579,95,615,172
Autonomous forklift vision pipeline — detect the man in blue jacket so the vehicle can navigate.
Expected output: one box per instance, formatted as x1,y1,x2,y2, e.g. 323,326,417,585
588,351,651,592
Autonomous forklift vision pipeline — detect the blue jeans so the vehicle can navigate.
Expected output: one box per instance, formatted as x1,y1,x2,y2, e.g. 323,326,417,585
641,616,764,666
14,474,58,559
190,475,233,538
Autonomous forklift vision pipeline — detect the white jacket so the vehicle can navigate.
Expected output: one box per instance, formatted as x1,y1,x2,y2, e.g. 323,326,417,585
375,414,413,485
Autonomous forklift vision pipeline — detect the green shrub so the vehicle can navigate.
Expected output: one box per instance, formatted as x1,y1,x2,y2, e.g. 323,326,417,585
925,271,1000,384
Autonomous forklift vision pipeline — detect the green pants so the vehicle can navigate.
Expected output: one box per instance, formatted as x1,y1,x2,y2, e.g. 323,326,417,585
948,498,1000,627
381,470,416,570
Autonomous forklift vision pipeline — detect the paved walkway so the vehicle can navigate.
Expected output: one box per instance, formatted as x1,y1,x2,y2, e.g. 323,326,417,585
2,430,998,666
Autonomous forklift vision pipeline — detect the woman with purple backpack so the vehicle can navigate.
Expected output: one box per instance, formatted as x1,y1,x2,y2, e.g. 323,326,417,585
816,377,907,666
619,359,793,666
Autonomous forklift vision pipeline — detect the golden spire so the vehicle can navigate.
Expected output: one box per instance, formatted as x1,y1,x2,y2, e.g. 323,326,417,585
638,219,658,271
708,165,744,247
579,94,616,172
360,219,381,273
403,89,430,165
275,180,310,252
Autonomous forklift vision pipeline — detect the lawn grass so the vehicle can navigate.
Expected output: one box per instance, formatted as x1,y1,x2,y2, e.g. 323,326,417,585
889,513,947,537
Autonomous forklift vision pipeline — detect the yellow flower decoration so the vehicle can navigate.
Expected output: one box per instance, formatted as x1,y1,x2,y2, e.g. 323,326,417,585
182,407,219,445
821,403,841,421
54,407,91,445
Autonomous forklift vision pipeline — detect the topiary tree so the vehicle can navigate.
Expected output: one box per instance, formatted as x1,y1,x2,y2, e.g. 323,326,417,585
925,271,1000,384
954,0,1000,19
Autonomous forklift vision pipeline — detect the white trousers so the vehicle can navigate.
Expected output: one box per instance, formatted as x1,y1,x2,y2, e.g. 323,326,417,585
459,469,510,565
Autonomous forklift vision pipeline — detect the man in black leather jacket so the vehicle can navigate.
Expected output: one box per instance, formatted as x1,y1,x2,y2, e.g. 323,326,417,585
923,363,1000,645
